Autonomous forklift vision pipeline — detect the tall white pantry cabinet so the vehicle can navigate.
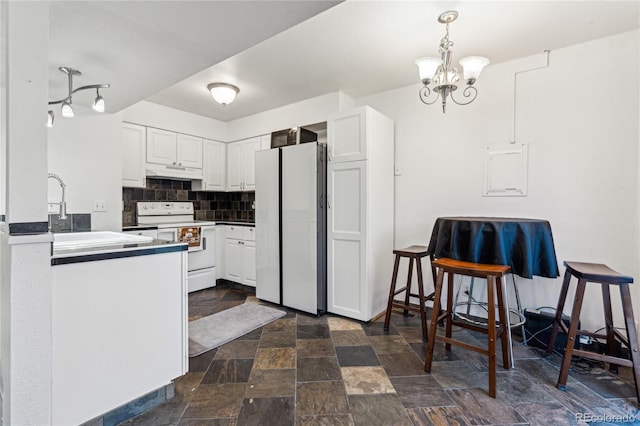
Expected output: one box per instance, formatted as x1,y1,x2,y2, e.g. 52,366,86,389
327,106,394,321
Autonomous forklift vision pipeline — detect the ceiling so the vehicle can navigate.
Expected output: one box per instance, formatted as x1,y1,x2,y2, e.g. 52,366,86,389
48,1,640,123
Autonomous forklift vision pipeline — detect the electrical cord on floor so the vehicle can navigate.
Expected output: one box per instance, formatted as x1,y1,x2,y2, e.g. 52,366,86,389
522,306,605,375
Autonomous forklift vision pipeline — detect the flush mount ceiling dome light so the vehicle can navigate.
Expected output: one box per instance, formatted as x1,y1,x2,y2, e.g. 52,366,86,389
47,66,110,127
414,10,489,113
207,83,239,106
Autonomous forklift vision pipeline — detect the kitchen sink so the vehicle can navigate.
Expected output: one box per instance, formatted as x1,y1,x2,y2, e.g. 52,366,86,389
53,231,153,250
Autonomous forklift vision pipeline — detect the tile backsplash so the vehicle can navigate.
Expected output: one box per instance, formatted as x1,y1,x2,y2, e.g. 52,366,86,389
48,213,92,233
122,178,255,226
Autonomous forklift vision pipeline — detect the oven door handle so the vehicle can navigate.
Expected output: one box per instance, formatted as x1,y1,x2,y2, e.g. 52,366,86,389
202,237,206,250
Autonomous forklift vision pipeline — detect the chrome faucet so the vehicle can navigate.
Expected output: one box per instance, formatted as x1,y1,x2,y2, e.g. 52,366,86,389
48,173,67,220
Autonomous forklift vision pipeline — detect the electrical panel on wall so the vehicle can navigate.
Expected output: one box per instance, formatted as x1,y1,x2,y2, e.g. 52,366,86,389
483,143,528,197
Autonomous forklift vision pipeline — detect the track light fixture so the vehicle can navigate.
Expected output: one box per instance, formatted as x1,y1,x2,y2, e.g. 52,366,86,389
92,89,105,113
61,100,74,118
47,110,55,128
47,67,110,127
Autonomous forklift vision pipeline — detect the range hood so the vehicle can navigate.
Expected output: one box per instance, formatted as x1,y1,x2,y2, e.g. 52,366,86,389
145,163,204,180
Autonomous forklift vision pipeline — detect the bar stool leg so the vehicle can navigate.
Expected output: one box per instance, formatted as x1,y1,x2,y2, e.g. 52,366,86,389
619,284,640,405
487,276,497,398
501,276,515,369
403,258,414,316
495,276,511,370
384,254,401,331
601,284,618,373
511,274,527,346
557,279,587,390
546,269,573,356
425,267,445,373
416,256,428,342
445,271,454,351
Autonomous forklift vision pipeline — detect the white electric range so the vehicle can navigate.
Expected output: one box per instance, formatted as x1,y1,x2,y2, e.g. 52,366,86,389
137,201,216,293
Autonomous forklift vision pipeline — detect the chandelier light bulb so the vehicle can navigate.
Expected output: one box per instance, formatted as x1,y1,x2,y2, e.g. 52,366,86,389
459,56,490,84
61,101,74,118
415,57,442,84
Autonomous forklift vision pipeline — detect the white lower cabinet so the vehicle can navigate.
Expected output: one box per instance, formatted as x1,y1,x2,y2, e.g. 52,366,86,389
241,240,256,287
223,225,256,287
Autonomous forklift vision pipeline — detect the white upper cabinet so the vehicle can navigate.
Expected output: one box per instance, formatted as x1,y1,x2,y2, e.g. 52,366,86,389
226,137,260,191
177,134,204,169
146,128,176,165
327,108,367,163
122,123,146,188
146,128,203,168
192,139,226,192
259,134,271,151
226,142,243,191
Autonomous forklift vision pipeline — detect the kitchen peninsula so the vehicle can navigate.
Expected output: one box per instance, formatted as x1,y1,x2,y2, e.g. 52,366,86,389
51,233,188,425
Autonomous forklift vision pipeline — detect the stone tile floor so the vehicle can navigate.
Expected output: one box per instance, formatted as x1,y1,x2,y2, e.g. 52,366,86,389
120,283,640,425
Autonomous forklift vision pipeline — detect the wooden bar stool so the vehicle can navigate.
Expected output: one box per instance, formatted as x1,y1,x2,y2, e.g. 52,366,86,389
546,261,640,404
383,245,434,341
424,258,511,398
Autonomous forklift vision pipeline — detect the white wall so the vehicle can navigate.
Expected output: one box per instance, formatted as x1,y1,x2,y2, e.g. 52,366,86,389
227,91,353,141
123,91,354,144
123,100,228,141
47,111,124,231
356,30,640,332
1,3,53,424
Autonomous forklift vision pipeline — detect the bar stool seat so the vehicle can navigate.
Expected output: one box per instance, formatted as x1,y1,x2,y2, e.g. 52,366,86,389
425,258,512,398
383,245,434,341
546,261,640,405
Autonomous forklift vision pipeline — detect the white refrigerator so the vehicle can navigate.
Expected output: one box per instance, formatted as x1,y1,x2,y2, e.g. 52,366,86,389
255,142,327,315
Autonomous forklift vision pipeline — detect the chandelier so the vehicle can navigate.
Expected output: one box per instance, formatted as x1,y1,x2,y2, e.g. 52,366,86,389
414,11,489,113
47,67,110,127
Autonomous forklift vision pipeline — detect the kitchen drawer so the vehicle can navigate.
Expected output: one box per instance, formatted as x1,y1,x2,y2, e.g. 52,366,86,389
123,229,158,239
243,226,255,241
226,225,245,240
226,225,255,240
